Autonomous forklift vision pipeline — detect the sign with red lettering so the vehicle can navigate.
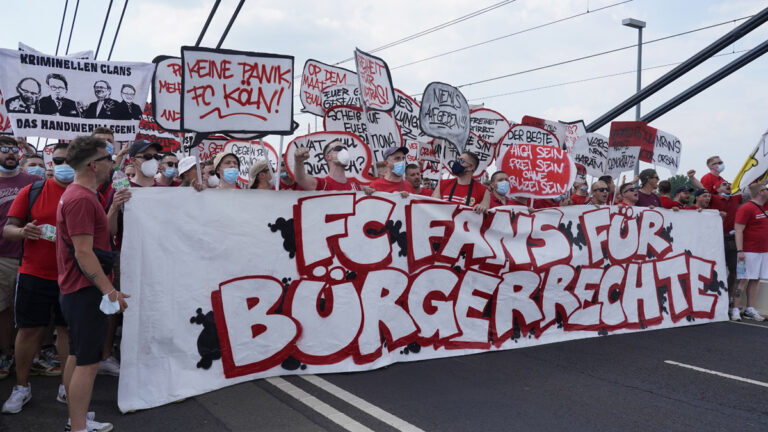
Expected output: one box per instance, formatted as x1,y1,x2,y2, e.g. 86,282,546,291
284,131,375,184
135,103,188,153
119,190,728,412
300,59,357,116
180,46,294,134
42,143,56,170
419,82,470,153
562,120,586,153
497,124,559,160
196,135,229,162
354,48,394,112
323,105,402,163
152,56,183,132
500,143,576,198
608,121,657,163
470,108,511,145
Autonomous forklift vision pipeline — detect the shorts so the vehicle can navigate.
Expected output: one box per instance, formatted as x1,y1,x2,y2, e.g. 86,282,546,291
14,273,66,328
0,256,19,312
740,252,768,280
60,286,108,366
724,236,737,276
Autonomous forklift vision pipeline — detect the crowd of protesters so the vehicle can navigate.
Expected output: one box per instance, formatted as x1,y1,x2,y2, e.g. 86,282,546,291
0,134,764,431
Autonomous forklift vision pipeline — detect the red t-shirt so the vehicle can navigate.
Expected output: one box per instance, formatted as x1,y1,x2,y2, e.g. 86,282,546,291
7,179,67,280
369,177,415,194
490,194,509,208
57,184,113,294
0,171,39,259
570,194,587,205
416,187,434,197
659,196,683,209
734,201,768,253
709,194,743,235
701,173,724,194
438,178,487,207
280,180,303,191
314,176,363,191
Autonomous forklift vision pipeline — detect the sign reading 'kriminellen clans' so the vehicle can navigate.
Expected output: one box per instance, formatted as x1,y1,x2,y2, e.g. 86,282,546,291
0,49,154,141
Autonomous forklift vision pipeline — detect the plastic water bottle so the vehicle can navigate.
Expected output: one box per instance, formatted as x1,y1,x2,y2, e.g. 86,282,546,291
737,259,746,279
112,169,130,191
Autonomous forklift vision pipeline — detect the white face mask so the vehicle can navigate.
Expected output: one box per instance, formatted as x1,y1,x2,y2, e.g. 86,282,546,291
141,158,159,177
335,149,351,166
207,175,220,188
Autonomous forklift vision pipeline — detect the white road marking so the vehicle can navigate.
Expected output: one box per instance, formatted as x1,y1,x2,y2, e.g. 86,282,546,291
301,374,426,432
728,320,768,329
664,360,768,388
266,377,374,432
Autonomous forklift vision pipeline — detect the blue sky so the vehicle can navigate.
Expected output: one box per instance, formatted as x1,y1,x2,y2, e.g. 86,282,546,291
2,0,767,181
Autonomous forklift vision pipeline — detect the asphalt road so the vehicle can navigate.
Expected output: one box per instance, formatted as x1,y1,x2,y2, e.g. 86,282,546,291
2,320,767,431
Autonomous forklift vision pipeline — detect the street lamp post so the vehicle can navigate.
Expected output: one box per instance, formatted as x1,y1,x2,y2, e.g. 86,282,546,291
623,17,646,176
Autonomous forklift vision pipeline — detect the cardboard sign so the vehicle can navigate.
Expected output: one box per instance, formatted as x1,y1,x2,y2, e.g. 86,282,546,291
196,135,229,162
497,124,559,161
733,128,768,194
320,83,360,113
119,189,727,412
605,144,641,179
393,89,427,146
500,143,576,198
323,105,402,163
562,120,586,153
300,59,357,116
135,103,188,153
608,121,657,163
354,49,395,112
152,56,183,132
572,133,609,178
0,48,154,141
224,139,278,184
419,82,470,153
180,46,294,134
284,131,375,184
433,132,496,178
653,129,681,174
470,108,511,145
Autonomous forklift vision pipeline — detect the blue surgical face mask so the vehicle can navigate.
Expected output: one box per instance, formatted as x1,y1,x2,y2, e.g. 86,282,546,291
54,164,75,182
26,166,45,178
391,161,406,177
496,181,510,196
580,185,588,192
553,195,563,203
0,165,18,173
721,192,731,198
717,163,725,173
222,167,239,184
280,172,289,179
164,167,178,179
106,142,114,156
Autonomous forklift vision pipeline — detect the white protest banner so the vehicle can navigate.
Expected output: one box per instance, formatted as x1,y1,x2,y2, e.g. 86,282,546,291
119,188,728,412
354,48,395,112
323,105,402,163
301,59,357,116
606,144,641,179
196,135,229,162
135,103,190,153
284,131,375,184
562,120,587,153
470,107,511,145
733,128,768,194
180,46,294,134
419,82,470,153
653,129,681,174
18,42,93,59
393,89,427,146
152,56,182,132
572,133,609,178
320,84,360,113
0,48,154,141
433,132,496,178
497,124,559,160
500,142,576,198
224,139,278,184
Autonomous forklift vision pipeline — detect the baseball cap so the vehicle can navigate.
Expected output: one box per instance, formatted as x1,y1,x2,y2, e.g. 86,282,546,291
382,146,408,159
178,156,197,176
249,159,270,187
673,185,693,196
694,188,710,198
128,139,162,157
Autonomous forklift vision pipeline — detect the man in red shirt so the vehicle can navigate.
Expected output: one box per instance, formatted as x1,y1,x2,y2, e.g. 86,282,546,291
57,136,128,432
709,180,743,316
618,183,639,206
733,182,768,321
405,164,433,196
1,142,71,413
432,151,489,213
671,186,693,209
293,139,364,191
586,180,610,206
369,146,414,195
701,155,725,194
685,189,711,211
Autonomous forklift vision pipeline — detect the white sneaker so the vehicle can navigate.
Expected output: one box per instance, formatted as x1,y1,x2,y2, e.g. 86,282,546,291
65,411,113,432
56,384,67,404
730,307,742,321
743,307,766,321
1,384,31,414
97,356,120,376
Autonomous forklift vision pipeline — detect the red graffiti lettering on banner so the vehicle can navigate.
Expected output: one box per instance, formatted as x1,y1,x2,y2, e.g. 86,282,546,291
158,80,181,94
161,109,181,123
168,62,182,78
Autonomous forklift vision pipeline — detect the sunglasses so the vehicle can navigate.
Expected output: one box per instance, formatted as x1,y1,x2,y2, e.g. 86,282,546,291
92,154,112,163
594,187,609,193
207,171,215,176
52,156,67,165
325,145,346,155
165,161,178,168
622,187,637,193
137,154,163,161
0,146,20,154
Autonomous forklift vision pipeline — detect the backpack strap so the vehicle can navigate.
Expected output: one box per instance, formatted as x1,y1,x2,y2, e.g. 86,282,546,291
26,180,45,223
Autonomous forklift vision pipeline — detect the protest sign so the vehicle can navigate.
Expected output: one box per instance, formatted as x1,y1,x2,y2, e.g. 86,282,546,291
575,163,587,184
608,121,657,163
433,132,496,178
732,128,768,194
354,49,394,112
393,89,427,146
300,59,357,116
419,82,470,153
0,48,154,141
562,120,586,153
224,139,278,184
135,103,189,153
119,188,728,412
195,135,229,162
320,84,360,113
18,42,93,59
653,129,681,174
180,46,294,134
522,115,567,148
500,142,576,198
404,136,436,165
470,108,511,145
605,144,641,179
284,131,375,184
497,124,559,161
323,105,402,163
42,143,55,170
572,133,609,178
152,56,183,132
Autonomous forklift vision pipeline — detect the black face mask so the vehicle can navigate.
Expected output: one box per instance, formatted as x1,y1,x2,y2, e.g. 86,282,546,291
449,160,466,175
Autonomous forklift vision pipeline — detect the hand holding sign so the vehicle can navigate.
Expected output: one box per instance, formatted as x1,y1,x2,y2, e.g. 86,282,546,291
418,82,470,154
284,131,374,184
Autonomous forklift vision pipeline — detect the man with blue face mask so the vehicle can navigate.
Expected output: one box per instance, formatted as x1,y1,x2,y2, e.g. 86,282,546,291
701,155,726,194
21,154,46,179
0,136,39,381
368,146,414,196
156,153,181,187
